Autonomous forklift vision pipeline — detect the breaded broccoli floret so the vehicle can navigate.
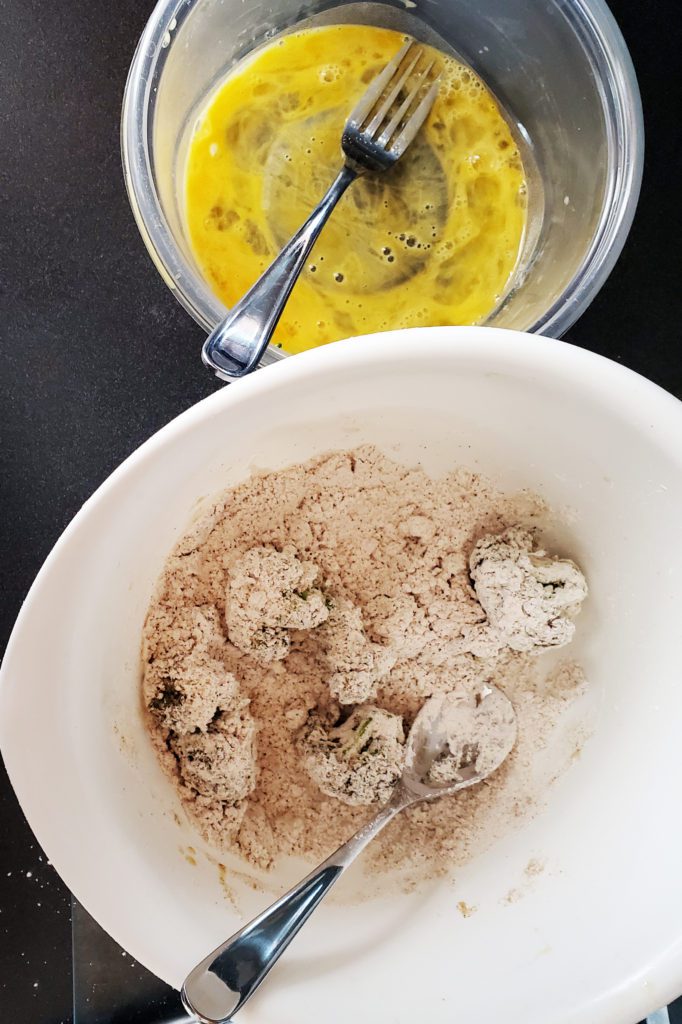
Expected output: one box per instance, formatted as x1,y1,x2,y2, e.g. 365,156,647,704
225,546,328,662
469,527,588,653
299,705,405,806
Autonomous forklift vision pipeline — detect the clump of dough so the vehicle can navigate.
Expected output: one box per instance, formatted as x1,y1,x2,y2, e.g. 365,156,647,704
225,546,329,662
170,707,258,805
143,605,241,734
299,705,405,806
318,598,396,703
469,528,588,654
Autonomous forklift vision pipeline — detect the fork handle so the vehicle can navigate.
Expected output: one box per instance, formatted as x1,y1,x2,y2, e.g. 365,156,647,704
202,164,358,381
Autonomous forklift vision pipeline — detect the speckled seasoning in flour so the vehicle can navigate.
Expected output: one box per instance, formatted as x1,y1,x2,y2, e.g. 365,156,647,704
142,446,588,885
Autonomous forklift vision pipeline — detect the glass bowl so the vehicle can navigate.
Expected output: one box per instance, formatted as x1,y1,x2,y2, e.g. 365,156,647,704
121,0,643,369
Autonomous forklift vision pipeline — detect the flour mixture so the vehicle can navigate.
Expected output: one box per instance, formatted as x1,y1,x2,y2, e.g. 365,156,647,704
142,446,587,881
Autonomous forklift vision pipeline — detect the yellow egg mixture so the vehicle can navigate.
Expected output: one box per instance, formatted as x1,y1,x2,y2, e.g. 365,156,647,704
185,25,527,353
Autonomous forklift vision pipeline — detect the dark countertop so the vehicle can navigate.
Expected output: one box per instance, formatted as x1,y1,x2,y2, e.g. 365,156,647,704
0,0,680,1020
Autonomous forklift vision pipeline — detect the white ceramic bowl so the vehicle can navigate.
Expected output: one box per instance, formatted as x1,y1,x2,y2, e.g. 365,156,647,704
2,328,682,1024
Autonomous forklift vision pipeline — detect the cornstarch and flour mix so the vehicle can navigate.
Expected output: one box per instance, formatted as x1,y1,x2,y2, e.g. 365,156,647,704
142,446,587,886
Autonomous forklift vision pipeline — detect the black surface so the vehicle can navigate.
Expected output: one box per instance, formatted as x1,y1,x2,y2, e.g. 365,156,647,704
0,0,680,1021
72,900,186,1023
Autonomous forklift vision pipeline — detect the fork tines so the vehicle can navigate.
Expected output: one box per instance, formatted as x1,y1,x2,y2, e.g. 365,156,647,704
348,39,441,157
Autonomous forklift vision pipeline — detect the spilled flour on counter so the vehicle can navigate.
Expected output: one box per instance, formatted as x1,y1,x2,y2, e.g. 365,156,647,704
142,446,588,887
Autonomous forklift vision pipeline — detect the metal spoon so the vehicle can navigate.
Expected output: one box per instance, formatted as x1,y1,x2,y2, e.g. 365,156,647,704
202,38,441,382
181,684,516,1023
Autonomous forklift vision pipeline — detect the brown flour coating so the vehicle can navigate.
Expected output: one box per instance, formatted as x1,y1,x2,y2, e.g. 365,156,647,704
143,605,241,735
469,527,588,653
299,704,406,806
142,446,587,881
317,597,397,704
225,546,328,662
170,707,258,803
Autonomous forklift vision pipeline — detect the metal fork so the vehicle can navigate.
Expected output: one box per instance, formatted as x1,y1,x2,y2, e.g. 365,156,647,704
202,38,441,381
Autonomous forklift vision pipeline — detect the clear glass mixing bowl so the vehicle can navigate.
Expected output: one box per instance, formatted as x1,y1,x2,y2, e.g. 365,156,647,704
121,0,643,369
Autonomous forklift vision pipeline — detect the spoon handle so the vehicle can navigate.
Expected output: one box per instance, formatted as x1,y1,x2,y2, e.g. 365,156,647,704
181,786,412,1024
201,164,357,382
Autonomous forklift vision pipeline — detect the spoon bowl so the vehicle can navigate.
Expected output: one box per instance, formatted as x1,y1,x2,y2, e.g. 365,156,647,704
403,684,518,798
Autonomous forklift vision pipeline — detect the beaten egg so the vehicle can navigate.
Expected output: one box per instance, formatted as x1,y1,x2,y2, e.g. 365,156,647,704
185,24,528,353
